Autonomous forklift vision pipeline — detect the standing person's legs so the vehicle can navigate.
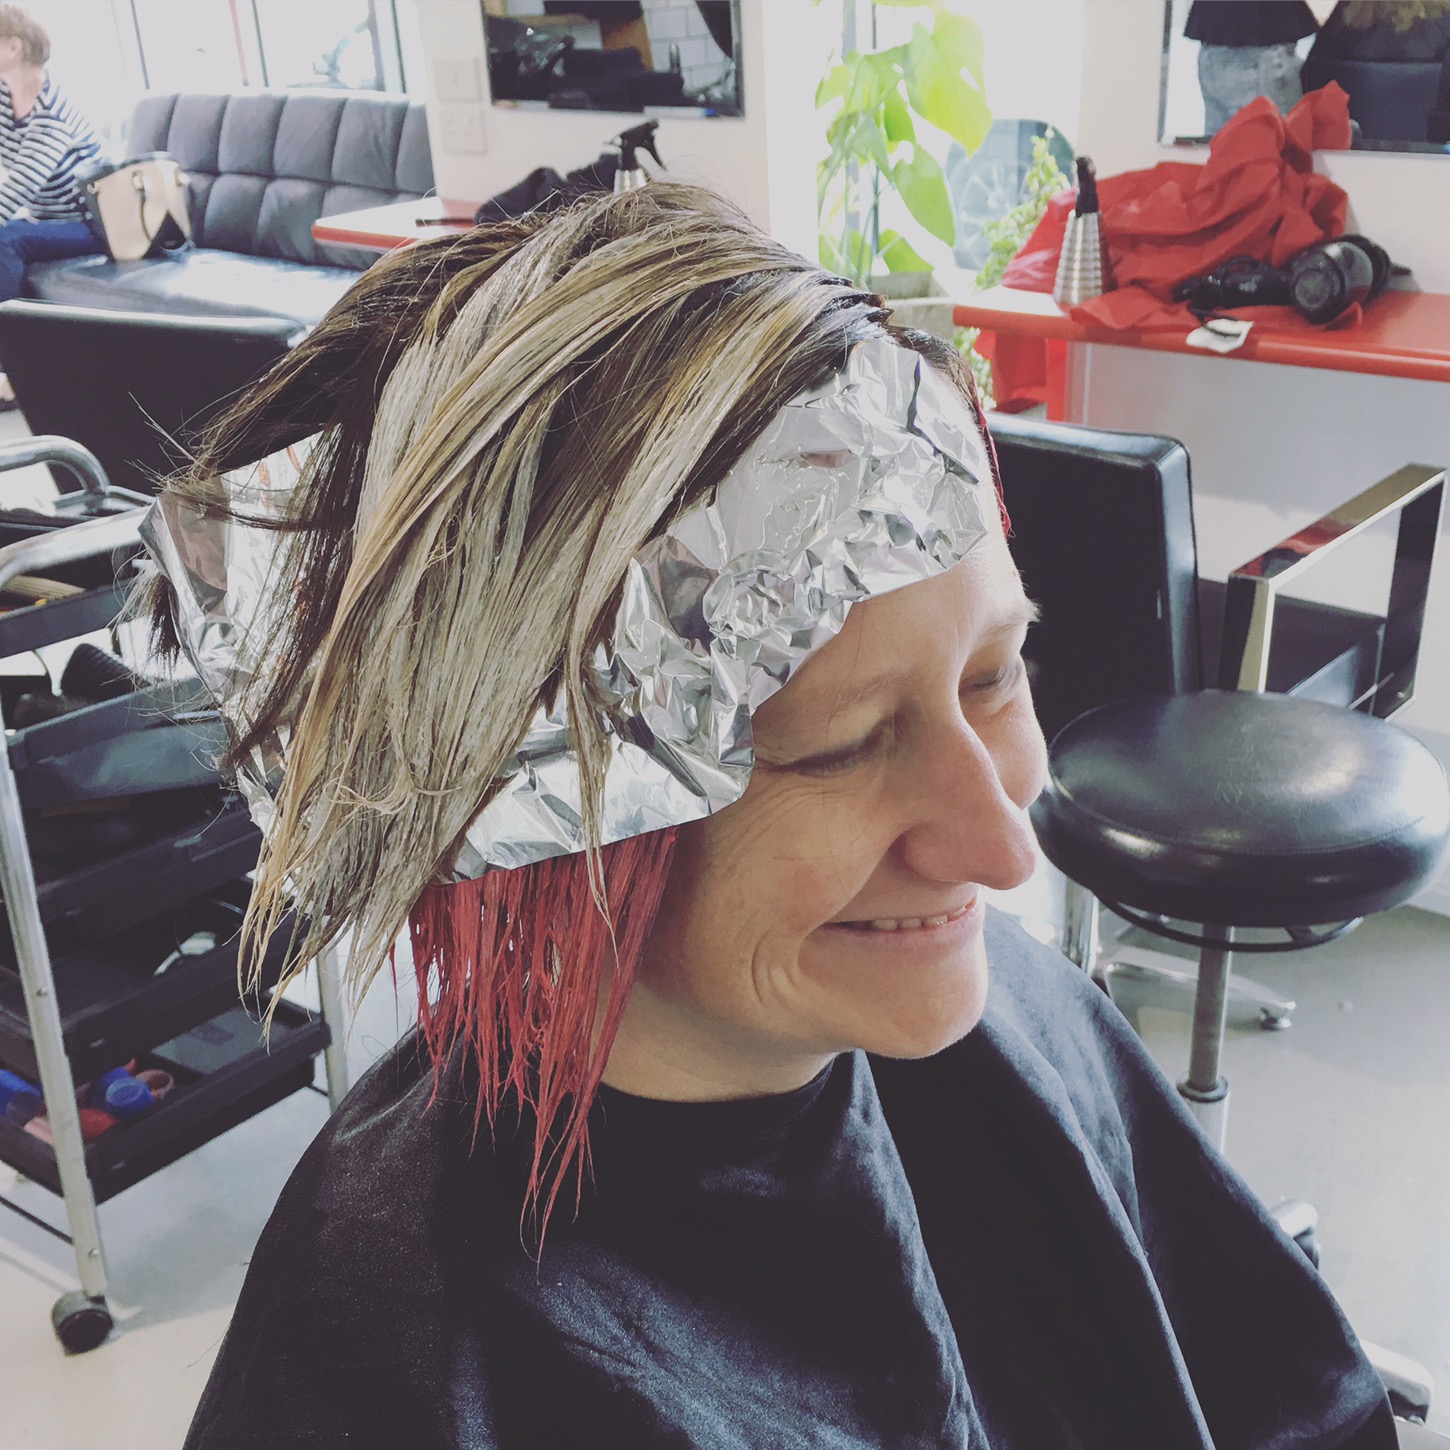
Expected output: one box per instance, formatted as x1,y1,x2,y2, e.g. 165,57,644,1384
1197,44,1264,135
1198,43,1306,136
0,217,105,302
1257,42,1305,117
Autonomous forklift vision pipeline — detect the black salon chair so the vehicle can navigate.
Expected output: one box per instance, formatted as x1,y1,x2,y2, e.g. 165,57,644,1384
991,415,1450,1424
0,301,304,495
994,412,1449,1146
991,414,1289,1022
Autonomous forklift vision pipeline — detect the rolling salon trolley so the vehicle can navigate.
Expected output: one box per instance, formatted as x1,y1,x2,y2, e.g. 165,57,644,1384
0,437,350,1351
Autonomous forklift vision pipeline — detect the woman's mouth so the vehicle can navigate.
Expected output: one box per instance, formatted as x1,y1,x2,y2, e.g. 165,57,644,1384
828,900,978,933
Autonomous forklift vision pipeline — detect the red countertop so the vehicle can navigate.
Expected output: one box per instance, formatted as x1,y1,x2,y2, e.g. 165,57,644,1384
954,285,1450,386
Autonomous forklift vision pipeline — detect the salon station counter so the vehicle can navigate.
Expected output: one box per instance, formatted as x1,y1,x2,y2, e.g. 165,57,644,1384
954,285,1450,416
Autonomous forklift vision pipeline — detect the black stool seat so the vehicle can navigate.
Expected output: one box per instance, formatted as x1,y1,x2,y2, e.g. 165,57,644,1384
1032,691,1450,928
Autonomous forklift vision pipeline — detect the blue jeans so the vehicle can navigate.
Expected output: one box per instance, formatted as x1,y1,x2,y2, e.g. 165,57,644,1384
1197,43,1305,137
0,217,105,304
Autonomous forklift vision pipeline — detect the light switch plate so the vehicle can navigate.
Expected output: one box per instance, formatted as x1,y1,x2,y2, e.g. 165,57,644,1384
432,54,482,103
437,102,488,155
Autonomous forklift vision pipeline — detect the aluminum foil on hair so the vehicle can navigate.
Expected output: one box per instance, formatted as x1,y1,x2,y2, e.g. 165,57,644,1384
137,440,315,835
139,333,994,878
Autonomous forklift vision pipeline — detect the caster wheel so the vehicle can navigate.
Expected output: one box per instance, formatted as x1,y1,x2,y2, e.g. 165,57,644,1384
51,1291,112,1353
1292,1227,1321,1270
1259,1008,1292,1031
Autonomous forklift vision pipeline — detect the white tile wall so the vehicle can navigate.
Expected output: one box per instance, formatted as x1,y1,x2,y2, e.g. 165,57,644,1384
642,0,730,96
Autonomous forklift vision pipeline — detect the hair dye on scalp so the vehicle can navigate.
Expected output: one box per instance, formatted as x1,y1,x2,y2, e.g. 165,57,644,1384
141,183,997,1237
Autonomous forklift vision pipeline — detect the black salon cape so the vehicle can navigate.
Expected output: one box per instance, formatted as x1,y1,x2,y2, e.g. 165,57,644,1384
186,911,1395,1449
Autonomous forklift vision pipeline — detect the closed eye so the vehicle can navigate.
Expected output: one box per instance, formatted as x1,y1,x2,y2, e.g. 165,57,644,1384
783,720,892,776
962,652,1028,698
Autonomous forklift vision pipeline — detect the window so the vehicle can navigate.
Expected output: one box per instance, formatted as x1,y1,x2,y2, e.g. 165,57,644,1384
129,0,410,95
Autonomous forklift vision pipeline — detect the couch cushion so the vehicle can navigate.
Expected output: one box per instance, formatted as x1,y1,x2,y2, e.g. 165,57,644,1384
397,104,433,195
217,92,286,176
25,251,358,329
273,93,347,184
158,94,230,174
199,173,270,254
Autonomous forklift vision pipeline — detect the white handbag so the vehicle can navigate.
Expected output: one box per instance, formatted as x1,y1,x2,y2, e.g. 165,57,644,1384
79,153,192,262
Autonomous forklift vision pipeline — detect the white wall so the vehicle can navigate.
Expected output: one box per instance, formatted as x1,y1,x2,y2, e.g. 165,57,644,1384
412,0,820,259
1070,0,1450,913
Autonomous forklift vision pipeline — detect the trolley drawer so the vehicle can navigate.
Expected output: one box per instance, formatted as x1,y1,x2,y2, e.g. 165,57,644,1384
0,996,328,1204
0,882,296,1082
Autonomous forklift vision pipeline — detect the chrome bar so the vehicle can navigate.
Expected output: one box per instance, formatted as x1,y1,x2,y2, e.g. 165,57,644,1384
0,711,109,1298
0,509,144,597
1186,927,1234,1093
315,946,351,1112
1219,464,1446,717
1061,878,1101,977
0,434,109,497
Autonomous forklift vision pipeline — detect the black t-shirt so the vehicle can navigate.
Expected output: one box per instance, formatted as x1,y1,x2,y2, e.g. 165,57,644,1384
185,911,1395,1448
1185,1,1319,48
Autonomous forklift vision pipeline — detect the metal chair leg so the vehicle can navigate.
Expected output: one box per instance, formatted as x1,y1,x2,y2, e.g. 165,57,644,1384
1176,926,1233,1150
316,945,351,1112
0,732,110,1315
1061,878,1102,977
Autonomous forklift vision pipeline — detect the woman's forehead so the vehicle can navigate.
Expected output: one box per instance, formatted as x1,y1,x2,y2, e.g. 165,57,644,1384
759,543,1032,719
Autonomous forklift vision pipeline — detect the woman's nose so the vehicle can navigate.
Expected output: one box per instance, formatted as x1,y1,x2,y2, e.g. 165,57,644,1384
897,715,1044,891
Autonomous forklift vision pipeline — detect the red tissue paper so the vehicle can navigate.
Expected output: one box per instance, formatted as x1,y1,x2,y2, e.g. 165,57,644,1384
986,84,1355,410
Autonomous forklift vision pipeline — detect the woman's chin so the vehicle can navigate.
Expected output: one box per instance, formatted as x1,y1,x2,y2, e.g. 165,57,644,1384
802,930,992,1061
853,980,990,1060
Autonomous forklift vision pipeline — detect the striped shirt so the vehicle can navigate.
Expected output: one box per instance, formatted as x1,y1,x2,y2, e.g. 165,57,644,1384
0,74,103,223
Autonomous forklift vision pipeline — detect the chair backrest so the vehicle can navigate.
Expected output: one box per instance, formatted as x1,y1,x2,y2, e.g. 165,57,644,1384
987,413,1202,741
987,414,1437,738
0,300,304,495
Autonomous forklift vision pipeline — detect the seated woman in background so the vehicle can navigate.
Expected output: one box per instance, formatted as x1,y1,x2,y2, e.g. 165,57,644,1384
0,2,105,408
141,183,1396,1449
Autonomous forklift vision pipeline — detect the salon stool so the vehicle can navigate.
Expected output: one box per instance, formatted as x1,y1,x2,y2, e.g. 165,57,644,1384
1031,690,1450,1150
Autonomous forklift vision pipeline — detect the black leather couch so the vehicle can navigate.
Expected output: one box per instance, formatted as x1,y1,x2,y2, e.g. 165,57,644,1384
22,90,433,329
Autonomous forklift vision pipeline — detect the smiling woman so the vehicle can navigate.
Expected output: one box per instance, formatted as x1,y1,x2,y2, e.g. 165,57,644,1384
609,554,1046,1099
139,182,1398,1449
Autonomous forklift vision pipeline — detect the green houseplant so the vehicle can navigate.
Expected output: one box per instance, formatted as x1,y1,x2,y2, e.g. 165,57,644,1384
956,128,1071,404
816,0,991,288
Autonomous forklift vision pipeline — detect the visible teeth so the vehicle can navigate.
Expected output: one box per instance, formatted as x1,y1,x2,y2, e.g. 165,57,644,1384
850,905,970,932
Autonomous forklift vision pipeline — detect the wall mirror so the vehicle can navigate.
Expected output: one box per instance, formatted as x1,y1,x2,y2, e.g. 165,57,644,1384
482,0,742,116
1160,0,1450,153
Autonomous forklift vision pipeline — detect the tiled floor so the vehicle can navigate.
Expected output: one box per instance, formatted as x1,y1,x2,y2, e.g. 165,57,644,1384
0,412,1447,1445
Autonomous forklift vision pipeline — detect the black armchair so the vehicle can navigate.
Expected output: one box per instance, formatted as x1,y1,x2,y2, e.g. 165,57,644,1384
0,301,303,496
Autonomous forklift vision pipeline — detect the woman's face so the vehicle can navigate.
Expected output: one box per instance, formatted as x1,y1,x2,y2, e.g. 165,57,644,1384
608,522,1046,1100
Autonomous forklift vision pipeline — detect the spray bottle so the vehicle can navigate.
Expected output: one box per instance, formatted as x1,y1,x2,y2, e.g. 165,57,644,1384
612,120,665,194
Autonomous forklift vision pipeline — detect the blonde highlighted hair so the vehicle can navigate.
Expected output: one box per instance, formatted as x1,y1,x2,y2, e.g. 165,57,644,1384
144,183,986,1226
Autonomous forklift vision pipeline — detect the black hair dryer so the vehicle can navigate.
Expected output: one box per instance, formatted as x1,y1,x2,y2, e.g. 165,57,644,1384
1173,234,1391,325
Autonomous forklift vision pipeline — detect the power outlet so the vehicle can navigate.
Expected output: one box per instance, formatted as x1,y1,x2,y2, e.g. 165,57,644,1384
432,54,482,103
437,102,488,156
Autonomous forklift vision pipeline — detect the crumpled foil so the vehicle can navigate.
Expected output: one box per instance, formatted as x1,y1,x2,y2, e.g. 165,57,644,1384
139,334,993,877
